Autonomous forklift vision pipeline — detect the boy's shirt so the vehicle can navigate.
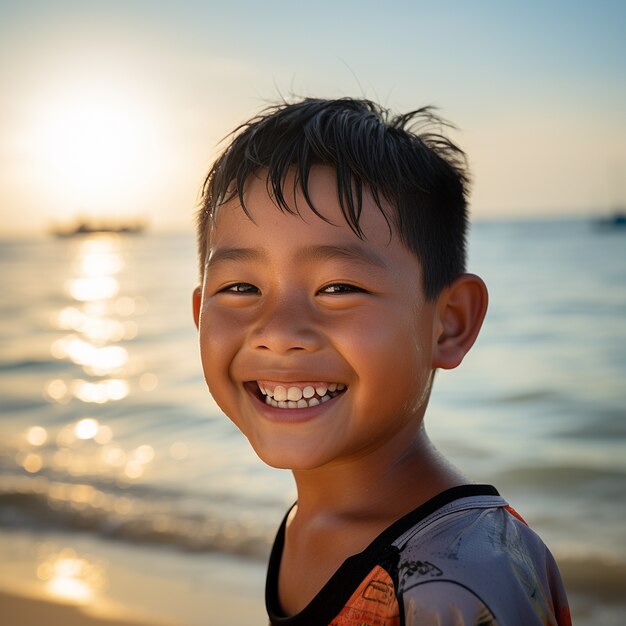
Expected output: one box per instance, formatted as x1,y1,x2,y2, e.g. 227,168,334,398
265,485,571,626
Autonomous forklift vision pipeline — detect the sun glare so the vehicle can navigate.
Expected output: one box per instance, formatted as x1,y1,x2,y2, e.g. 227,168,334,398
23,83,165,219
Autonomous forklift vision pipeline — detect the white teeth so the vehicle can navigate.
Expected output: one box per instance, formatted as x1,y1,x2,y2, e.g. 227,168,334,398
259,381,346,410
274,386,287,402
287,386,303,401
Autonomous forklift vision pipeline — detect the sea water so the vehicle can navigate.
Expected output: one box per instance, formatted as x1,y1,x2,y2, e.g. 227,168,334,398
0,218,625,624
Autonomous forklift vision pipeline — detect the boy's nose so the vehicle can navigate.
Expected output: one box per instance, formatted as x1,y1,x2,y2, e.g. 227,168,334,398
248,294,322,354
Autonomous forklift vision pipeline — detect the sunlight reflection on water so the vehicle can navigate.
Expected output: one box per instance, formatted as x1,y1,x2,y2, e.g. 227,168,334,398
20,234,159,487
36,545,107,605
48,234,134,389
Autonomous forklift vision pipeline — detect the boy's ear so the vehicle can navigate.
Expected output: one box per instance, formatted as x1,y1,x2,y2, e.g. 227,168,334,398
192,286,202,329
432,274,488,370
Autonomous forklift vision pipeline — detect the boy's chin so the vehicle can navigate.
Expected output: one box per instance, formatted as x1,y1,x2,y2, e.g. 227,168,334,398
250,446,311,471
247,437,335,472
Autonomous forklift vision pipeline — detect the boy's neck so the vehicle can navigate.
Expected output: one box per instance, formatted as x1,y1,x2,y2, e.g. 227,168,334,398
277,425,468,616
290,425,466,523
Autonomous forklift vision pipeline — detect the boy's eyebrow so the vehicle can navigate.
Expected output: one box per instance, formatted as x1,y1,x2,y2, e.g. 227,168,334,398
205,247,263,271
298,244,388,270
206,244,388,272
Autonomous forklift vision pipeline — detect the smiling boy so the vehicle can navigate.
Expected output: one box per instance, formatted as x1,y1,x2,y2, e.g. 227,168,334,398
193,98,570,625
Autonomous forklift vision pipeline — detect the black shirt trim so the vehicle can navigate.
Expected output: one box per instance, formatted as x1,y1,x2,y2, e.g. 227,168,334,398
265,484,500,625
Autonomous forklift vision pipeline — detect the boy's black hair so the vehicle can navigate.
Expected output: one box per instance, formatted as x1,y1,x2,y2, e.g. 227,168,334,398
198,97,470,299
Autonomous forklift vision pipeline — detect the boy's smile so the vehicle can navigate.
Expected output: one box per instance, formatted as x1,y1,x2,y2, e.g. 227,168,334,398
194,167,441,470
257,380,346,408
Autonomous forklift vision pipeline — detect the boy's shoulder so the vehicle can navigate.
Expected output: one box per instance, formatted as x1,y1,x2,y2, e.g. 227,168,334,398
394,486,570,625
266,485,571,625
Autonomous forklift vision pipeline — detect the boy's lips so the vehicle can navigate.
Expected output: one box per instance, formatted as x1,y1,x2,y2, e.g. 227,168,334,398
244,380,347,410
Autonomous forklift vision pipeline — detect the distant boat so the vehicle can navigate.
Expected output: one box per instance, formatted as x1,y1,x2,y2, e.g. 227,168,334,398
50,219,147,238
594,211,626,229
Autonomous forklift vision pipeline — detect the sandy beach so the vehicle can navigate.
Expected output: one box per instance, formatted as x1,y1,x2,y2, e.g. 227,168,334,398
0,589,163,626
0,585,267,626
0,528,267,626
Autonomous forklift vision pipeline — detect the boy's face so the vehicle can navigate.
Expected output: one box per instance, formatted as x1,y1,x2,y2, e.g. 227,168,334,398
194,167,441,471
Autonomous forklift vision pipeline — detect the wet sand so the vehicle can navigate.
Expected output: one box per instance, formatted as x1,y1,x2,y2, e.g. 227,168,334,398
0,584,265,626
0,530,267,626
0,589,166,626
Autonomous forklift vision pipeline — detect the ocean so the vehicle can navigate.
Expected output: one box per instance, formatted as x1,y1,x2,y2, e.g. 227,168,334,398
0,218,625,624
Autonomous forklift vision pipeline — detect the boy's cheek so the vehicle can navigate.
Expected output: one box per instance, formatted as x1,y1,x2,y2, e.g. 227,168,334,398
198,309,244,377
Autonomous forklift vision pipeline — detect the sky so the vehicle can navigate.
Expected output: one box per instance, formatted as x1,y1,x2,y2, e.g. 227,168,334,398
0,0,625,235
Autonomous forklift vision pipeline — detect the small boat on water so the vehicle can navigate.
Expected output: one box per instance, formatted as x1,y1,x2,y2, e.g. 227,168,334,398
50,219,147,238
593,211,626,230
608,212,626,226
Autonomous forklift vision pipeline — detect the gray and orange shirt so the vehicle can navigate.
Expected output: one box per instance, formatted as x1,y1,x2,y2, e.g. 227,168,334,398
266,485,571,625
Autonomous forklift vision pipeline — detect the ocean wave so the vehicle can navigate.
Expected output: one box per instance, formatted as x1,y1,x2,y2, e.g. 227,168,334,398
498,464,626,494
557,553,626,605
494,389,558,404
0,357,68,372
559,409,626,439
0,474,273,561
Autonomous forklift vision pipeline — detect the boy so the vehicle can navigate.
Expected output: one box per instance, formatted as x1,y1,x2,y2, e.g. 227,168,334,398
193,98,570,625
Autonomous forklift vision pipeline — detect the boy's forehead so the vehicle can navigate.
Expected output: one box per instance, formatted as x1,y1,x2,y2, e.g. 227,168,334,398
204,169,427,287
211,167,396,245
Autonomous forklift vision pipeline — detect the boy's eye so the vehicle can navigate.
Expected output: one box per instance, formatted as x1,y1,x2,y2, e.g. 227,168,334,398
318,283,366,295
221,282,259,294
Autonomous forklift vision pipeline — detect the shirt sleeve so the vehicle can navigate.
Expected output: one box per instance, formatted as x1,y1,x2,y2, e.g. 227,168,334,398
397,507,571,626
402,580,497,626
